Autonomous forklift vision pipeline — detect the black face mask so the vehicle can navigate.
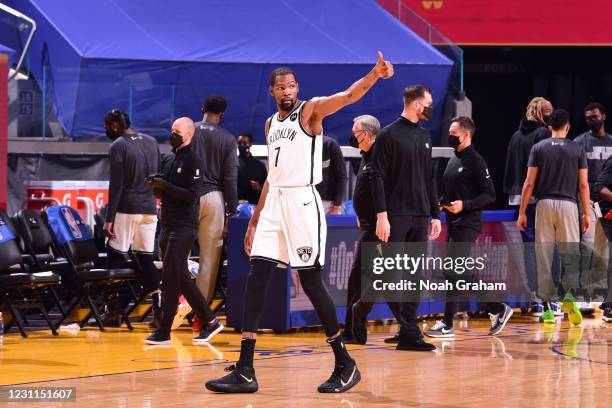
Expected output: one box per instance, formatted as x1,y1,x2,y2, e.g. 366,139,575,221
448,134,461,149
543,114,552,126
349,134,360,149
422,104,433,120
588,119,603,132
170,132,184,149
105,128,123,141
238,145,250,157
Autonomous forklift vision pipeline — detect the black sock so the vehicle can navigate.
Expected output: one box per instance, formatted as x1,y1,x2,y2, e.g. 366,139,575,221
443,314,454,328
238,338,256,370
327,334,353,366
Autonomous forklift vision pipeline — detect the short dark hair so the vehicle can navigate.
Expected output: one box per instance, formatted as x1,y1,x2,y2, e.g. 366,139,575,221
451,116,476,137
403,84,432,103
104,109,130,128
270,67,297,86
584,102,606,115
203,95,227,114
238,132,253,143
549,109,570,131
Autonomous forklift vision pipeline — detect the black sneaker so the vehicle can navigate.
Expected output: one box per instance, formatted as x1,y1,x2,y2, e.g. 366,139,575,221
489,304,514,336
341,334,360,345
396,338,436,351
317,360,361,393
603,307,612,323
205,364,258,393
143,331,171,345
351,302,368,345
384,333,400,344
193,319,224,345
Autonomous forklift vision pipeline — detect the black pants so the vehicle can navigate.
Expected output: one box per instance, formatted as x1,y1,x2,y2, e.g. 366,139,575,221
443,225,504,327
344,224,401,332
597,218,612,304
158,224,214,335
385,215,430,342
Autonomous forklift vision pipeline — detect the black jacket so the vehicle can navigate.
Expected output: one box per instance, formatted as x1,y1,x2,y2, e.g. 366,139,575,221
353,148,376,228
441,145,496,231
594,155,612,214
192,121,238,212
316,136,348,205
370,116,440,218
503,120,551,196
158,144,203,228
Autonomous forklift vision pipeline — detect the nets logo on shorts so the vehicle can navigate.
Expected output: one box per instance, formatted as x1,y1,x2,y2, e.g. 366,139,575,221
290,112,298,121
297,246,313,262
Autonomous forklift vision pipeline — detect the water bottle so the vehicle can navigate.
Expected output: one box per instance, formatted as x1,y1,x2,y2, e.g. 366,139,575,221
0,312,4,344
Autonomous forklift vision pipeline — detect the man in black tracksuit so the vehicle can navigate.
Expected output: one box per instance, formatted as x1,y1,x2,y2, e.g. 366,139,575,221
342,114,401,345
424,117,513,339
369,85,441,351
144,118,223,346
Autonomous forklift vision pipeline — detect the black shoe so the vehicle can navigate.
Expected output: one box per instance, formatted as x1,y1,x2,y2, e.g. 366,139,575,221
489,304,514,336
351,302,368,345
194,319,224,345
384,333,400,344
143,331,171,345
317,360,361,393
205,364,258,393
603,307,612,323
396,338,436,351
342,334,360,345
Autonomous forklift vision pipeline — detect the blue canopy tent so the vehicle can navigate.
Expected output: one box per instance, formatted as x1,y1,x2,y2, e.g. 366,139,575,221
11,0,453,142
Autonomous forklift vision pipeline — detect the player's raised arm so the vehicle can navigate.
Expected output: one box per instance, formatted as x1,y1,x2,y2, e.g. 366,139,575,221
308,51,394,120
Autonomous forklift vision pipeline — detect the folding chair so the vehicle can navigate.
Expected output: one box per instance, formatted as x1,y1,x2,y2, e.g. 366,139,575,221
42,205,139,332
0,209,61,337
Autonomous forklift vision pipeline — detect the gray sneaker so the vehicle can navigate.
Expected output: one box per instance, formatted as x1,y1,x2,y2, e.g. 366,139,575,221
489,304,513,336
425,320,455,338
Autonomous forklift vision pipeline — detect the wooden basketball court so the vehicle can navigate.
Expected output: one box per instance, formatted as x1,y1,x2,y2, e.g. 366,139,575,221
0,314,610,407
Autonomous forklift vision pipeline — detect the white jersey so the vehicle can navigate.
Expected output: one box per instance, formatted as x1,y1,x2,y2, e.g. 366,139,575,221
266,101,322,187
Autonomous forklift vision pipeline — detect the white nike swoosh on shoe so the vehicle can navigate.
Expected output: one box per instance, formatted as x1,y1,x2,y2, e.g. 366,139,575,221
340,366,356,387
240,373,254,383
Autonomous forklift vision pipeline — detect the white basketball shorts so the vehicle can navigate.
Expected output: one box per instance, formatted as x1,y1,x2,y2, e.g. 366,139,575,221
250,185,326,269
108,212,158,254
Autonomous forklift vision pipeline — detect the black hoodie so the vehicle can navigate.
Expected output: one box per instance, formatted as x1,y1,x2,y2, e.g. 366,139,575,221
503,119,551,197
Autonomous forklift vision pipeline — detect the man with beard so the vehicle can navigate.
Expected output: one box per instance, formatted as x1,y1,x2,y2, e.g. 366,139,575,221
103,109,162,326
237,132,267,204
368,84,441,351
573,102,612,311
206,52,394,394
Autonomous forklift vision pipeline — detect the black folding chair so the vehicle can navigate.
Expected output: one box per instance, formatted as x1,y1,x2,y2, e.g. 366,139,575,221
41,206,139,332
0,209,61,337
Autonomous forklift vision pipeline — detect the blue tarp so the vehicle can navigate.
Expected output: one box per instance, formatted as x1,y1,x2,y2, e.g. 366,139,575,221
12,0,453,142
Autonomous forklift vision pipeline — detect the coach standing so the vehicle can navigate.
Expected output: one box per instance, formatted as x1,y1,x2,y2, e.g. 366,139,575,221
192,95,239,301
425,117,512,339
369,84,441,351
144,118,223,345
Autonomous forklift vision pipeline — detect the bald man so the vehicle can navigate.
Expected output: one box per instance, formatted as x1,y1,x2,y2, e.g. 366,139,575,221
144,118,223,345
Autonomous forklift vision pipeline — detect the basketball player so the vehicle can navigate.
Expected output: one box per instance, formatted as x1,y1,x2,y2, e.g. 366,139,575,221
206,52,394,394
